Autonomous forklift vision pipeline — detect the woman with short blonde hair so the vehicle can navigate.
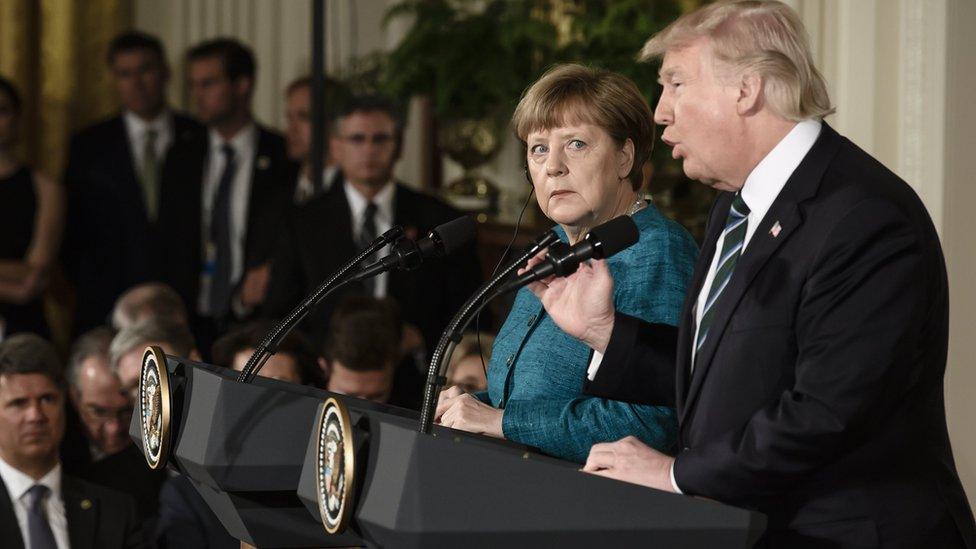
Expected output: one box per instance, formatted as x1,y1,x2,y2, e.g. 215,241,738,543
436,64,698,463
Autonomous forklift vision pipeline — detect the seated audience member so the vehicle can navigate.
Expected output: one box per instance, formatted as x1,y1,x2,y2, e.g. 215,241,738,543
62,31,203,335
211,320,325,386
264,94,483,351
284,75,350,204
444,333,493,394
109,318,198,400
0,333,142,548
66,326,166,526
111,282,189,331
0,76,64,339
324,296,422,408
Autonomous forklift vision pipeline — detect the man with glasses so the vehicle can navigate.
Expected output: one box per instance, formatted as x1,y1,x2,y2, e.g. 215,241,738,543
265,96,483,380
66,327,166,528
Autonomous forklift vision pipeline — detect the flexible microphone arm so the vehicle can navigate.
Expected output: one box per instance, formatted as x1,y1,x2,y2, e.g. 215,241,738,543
418,229,560,433
238,226,404,383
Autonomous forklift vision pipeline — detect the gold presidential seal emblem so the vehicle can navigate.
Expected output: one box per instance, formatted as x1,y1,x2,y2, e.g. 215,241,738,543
316,397,355,534
140,346,172,470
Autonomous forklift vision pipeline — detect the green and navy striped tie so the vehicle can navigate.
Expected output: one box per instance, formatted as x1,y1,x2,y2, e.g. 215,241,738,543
694,193,750,369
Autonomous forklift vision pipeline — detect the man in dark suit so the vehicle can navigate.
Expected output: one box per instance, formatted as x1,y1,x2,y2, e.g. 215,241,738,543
63,31,204,334
0,334,142,549
264,95,482,368
528,2,976,547
161,38,296,353
284,75,349,204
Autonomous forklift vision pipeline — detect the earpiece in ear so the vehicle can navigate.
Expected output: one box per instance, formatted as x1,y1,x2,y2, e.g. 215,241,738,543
523,164,532,186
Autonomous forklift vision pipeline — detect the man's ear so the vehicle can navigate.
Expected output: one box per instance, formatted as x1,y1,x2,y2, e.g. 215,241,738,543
189,349,202,362
319,358,332,377
736,72,764,116
235,76,254,101
69,387,80,408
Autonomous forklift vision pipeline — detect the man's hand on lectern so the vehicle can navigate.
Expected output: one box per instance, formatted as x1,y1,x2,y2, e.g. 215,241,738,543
582,436,676,493
435,386,504,438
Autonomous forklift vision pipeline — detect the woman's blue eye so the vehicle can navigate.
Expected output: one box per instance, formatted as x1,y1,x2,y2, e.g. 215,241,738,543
568,139,586,150
530,144,548,154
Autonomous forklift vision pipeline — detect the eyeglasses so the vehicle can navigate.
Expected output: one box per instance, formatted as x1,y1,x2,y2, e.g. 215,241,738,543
339,133,396,147
82,404,134,425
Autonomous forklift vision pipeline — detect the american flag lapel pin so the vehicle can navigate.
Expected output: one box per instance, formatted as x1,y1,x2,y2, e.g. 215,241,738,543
770,221,782,238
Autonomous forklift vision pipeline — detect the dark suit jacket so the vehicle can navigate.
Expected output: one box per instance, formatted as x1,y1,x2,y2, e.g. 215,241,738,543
587,123,976,547
264,179,483,355
77,444,167,526
63,112,204,333
0,473,143,549
158,124,297,321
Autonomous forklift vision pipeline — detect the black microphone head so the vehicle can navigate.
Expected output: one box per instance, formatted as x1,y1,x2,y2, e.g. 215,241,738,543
429,215,477,256
587,215,640,259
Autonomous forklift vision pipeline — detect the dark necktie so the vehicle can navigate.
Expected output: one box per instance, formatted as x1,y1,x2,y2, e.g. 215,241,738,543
25,484,57,549
141,128,160,221
359,202,378,296
694,193,751,371
209,143,236,317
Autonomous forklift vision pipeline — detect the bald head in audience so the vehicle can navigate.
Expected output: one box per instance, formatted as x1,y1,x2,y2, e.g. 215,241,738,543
111,282,188,331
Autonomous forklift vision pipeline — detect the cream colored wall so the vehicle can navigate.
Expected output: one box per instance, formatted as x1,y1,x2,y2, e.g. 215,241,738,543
138,0,976,508
942,0,976,513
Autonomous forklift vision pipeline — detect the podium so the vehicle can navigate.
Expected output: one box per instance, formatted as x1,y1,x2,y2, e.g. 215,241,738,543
132,350,766,548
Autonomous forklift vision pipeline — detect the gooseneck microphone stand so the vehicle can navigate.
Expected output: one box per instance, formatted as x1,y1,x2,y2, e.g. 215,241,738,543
418,229,559,433
238,227,404,383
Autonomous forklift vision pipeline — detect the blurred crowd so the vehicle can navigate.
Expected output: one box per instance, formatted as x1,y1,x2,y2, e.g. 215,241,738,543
0,30,491,548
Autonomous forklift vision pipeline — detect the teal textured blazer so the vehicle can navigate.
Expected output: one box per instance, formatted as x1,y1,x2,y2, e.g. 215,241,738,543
477,204,698,463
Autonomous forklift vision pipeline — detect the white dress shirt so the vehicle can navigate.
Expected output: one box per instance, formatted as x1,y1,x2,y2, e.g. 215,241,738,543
197,124,258,316
123,110,173,172
0,456,69,549
344,180,395,298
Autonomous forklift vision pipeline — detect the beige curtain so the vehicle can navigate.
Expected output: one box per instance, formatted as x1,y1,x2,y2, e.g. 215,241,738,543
0,0,132,350
0,0,132,178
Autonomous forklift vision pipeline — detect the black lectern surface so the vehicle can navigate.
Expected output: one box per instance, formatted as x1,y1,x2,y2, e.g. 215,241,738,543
132,353,766,548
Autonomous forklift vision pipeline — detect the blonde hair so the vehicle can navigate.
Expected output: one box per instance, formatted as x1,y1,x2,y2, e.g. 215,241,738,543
512,63,655,190
640,0,834,121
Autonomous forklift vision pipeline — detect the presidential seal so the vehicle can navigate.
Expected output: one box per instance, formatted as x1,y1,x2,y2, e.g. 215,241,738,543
139,346,172,470
316,397,355,534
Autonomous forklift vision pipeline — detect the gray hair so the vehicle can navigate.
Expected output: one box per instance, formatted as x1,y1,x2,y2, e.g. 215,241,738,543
67,326,116,388
640,0,834,121
109,317,195,372
111,283,188,331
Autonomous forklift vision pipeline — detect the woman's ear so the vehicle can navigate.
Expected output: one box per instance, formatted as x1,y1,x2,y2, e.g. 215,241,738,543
619,138,636,181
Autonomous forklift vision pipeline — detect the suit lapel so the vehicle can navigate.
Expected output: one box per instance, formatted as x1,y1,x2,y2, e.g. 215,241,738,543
63,477,97,549
244,126,272,268
675,193,730,415
0,476,25,549
679,123,843,427
389,183,422,302
111,117,149,222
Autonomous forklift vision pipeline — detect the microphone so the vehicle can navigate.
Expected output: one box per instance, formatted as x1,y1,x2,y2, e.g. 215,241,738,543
348,215,477,282
496,215,639,295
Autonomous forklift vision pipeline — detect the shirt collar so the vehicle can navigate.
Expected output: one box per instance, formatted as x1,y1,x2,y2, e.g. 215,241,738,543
740,118,822,218
344,179,396,221
123,110,171,137
0,455,62,501
209,122,257,156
